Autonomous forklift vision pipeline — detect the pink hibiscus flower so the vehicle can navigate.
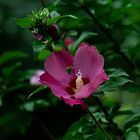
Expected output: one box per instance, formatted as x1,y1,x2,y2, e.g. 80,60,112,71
40,46,109,108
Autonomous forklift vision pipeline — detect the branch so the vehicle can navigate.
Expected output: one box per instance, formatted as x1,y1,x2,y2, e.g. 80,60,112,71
80,4,134,70
39,0,46,8
86,107,112,140
95,97,123,140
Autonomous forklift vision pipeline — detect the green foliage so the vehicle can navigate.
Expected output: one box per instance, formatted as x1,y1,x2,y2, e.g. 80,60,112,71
27,86,47,100
63,114,115,140
63,116,94,140
0,51,28,65
125,132,139,140
16,8,50,28
47,14,77,26
16,17,33,28
98,68,132,92
72,31,97,52
32,40,46,55
1,0,140,139
0,112,33,134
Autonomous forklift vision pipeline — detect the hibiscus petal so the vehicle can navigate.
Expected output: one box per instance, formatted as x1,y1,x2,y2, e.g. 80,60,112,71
92,69,109,89
61,97,87,109
74,46,104,80
79,42,89,48
74,83,96,98
44,49,73,86
40,72,70,98
74,70,109,99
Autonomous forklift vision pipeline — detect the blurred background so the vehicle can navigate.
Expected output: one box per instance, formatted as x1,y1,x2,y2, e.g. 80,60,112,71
0,0,140,140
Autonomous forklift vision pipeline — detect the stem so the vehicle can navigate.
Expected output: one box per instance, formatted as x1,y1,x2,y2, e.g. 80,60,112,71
39,0,46,8
80,3,134,69
95,97,122,140
86,107,112,140
95,97,110,118
64,44,70,52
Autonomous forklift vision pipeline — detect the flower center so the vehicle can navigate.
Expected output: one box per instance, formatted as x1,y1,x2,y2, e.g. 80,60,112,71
65,70,89,95
73,70,84,94
66,66,74,75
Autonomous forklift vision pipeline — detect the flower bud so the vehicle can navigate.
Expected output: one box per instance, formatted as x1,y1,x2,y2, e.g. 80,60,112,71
48,24,59,40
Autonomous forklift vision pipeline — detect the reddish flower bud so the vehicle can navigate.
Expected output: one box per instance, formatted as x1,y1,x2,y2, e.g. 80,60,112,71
48,24,59,40
65,37,73,47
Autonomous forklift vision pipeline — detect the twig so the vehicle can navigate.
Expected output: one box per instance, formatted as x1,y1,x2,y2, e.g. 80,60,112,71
80,3,134,69
85,107,112,140
39,0,46,8
95,97,122,140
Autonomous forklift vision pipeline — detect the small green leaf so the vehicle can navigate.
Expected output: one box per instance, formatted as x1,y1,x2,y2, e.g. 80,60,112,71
16,17,33,28
50,10,60,18
21,99,50,112
7,83,30,92
32,40,46,56
99,77,132,92
47,15,77,25
73,32,97,53
107,68,129,77
98,69,133,92
41,8,49,17
37,49,51,61
123,114,140,129
126,123,140,133
75,32,97,46
27,86,47,100
68,30,78,36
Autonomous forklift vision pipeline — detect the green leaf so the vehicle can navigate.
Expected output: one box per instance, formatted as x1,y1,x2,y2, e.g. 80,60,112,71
125,132,139,140
37,49,51,61
0,51,28,65
68,30,78,36
32,40,46,56
21,99,50,112
126,123,140,133
99,77,132,92
27,86,47,100
47,14,77,25
75,32,97,47
109,104,122,117
63,116,87,140
63,115,98,140
98,69,132,92
123,113,140,129
41,8,49,17
50,10,60,18
72,32,97,53
16,17,33,28
17,69,37,81
107,68,129,77
63,132,84,140
7,83,30,92
2,62,22,77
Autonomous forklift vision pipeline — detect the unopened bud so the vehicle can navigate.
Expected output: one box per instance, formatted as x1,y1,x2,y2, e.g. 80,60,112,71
48,24,59,40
